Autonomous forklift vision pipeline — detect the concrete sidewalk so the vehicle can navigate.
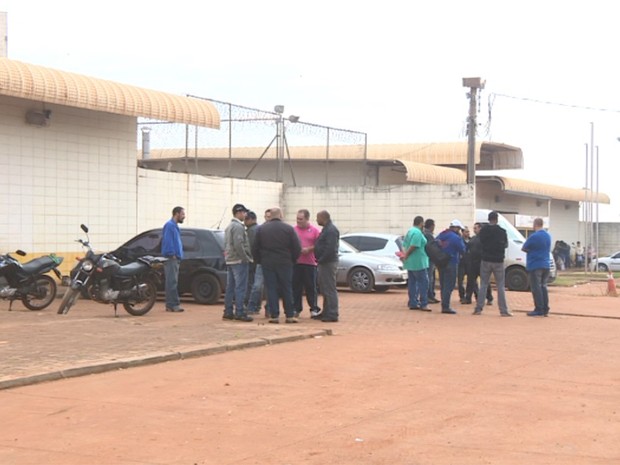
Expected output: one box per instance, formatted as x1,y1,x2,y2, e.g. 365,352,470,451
0,293,332,390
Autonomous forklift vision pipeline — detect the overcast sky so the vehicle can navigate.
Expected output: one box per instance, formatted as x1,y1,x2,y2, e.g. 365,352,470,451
2,0,619,220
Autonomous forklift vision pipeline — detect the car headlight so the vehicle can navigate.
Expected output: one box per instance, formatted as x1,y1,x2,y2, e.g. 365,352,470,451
81,260,94,272
376,264,399,271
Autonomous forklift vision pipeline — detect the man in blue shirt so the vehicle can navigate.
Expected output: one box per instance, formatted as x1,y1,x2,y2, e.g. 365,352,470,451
436,219,466,314
161,206,185,312
522,217,552,317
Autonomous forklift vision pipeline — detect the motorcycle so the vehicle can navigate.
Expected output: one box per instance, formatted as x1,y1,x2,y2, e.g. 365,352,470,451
0,250,64,311
58,225,166,316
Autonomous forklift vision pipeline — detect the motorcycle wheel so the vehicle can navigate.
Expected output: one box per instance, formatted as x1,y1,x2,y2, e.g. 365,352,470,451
123,280,157,316
22,275,57,311
57,286,80,314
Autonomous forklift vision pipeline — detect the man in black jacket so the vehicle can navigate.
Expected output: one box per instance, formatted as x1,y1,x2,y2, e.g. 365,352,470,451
252,207,301,324
473,211,513,316
315,210,340,322
464,222,493,305
423,219,440,304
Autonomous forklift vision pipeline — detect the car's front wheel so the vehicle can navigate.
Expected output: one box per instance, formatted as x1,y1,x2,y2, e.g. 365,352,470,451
191,273,221,304
597,263,609,272
348,267,374,293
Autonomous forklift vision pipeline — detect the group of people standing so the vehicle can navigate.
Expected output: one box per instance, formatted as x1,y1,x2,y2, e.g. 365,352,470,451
161,204,341,323
401,211,552,317
222,204,341,324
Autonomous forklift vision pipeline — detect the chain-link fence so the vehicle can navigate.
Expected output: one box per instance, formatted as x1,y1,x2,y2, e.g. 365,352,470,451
136,96,367,185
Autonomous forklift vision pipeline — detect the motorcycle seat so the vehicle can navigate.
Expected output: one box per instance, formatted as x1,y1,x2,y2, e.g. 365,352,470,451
21,256,60,275
115,261,148,277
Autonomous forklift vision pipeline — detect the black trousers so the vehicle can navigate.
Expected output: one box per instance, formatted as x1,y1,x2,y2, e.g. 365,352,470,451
292,264,320,313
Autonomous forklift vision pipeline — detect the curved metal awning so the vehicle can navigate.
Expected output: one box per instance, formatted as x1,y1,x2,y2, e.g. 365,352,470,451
396,160,466,184
478,176,610,204
0,58,220,128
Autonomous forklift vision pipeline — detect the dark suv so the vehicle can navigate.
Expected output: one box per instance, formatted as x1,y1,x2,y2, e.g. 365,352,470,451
112,228,226,304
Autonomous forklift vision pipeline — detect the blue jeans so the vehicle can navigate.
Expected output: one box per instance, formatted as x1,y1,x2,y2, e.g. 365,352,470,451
407,269,429,308
439,262,457,311
528,268,550,314
224,263,249,317
246,264,264,313
164,257,181,309
262,264,295,318
476,261,509,314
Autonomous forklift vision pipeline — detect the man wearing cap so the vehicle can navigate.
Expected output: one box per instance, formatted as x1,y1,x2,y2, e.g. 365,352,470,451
223,203,254,322
435,220,466,314
474,211,513,317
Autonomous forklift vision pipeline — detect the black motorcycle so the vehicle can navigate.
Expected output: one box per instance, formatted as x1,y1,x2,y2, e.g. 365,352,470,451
0,250,64,311
58,225,166,316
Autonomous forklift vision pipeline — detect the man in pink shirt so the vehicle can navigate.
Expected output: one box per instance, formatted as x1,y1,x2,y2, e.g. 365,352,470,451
293,209,322,318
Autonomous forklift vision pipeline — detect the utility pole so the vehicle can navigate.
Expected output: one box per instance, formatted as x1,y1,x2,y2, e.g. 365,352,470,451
462,77,485,185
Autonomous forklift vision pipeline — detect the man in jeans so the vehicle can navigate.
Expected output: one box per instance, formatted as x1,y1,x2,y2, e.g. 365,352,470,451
473,211,513,317
162,206,185,313
522,218,552,317
436,220,466,314
223,203,253,322
402,215,430,311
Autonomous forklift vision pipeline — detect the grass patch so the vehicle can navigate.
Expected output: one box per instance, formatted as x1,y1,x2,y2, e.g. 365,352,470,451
551,271,618,287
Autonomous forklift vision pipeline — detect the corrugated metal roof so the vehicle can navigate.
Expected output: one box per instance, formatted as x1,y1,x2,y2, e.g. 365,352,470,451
479,176,610,204
147,141,522,168
0,58,220,128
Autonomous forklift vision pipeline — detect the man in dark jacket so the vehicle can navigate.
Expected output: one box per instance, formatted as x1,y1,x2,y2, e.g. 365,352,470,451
252,207,301,323
314,210,340,322
473,211,513,316
423,219,440,304
464,222,493,305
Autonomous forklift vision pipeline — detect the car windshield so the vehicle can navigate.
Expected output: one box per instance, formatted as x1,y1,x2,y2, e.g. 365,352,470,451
339,240,359,254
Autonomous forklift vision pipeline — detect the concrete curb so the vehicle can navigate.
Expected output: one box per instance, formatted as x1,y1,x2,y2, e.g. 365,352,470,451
0,329,332,391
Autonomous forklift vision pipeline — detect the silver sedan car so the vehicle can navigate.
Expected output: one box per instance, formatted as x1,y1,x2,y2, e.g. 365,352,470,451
336,240,407,292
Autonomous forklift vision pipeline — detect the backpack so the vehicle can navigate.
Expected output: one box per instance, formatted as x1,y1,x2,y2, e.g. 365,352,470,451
425,240,450,269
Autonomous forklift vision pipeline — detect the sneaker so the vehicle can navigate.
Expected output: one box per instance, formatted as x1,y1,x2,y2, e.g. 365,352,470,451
441,308,457,314
222,313,235,320
472,309,482,315
487,299,494,305
527,310,545,317
268,318,280,324
321,317,339,322
310,312,323,320
408,306,420,310
293,311,301,318
166,307,184,312
419,306,432,312
234,315,253,322
500,312,514,317
310,310,321,318
428,297,440,304
285,317,299,324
